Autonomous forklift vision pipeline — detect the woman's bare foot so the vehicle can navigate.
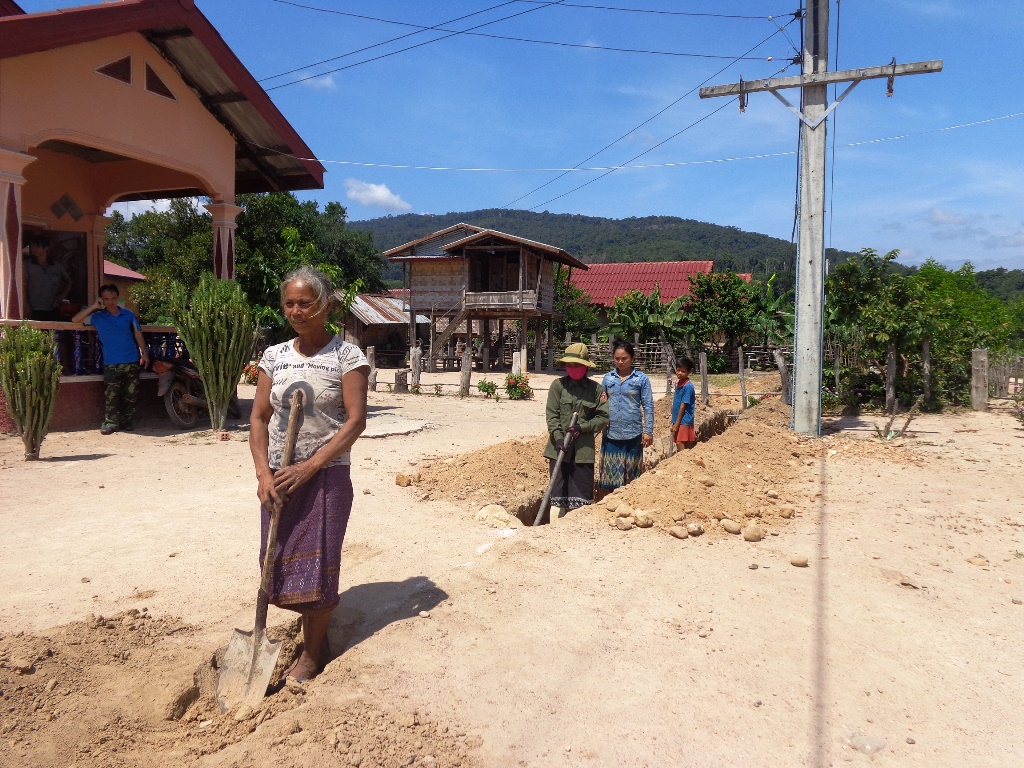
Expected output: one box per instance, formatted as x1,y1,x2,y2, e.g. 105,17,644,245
283,650,318,682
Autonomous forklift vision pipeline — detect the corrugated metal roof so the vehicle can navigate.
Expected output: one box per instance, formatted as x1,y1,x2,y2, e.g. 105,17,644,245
348,294,428,326
570,261,714,307
387,225,587,269
0,0,324,195
384,223,483,257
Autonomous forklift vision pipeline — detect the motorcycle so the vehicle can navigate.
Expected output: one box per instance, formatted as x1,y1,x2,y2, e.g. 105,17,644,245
152,357,241,428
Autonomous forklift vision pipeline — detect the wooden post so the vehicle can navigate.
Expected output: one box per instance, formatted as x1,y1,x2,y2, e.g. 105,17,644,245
482,345,489,373
885,344,897,415
739,346,747,411
699,351,709,406
971,348,988,411
659,331,676,396
922,338,931,402
534,318,543,373
406,263,415,351
773,348,791,406
547,319,555,372
394,368,409,393
410,343,422,389
460,347,472,396
367,345,377,392
498,319,505,369
519,316,528,371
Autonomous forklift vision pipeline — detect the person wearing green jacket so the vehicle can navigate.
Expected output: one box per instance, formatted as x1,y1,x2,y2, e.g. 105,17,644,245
544,343,610,524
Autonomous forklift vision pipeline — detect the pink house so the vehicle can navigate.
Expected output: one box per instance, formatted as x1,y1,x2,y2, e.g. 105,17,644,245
0,0,324,428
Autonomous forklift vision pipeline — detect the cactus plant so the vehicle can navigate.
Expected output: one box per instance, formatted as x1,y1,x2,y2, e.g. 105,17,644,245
0,323,62,460
170,274,254,432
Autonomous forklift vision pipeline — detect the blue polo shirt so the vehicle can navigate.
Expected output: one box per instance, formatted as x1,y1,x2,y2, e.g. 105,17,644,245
85,307,142,366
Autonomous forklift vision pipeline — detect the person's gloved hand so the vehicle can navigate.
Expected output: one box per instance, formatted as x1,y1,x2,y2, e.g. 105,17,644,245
565,425,582,442
555,439,565,453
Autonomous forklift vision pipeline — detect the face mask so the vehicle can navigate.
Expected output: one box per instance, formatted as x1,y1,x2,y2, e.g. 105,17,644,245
566,365,588,380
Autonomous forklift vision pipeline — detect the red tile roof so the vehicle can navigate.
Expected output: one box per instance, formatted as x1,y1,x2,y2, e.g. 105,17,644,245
570,261,713,307
103,260,146,281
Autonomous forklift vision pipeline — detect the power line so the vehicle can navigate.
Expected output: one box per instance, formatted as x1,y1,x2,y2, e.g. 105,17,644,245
268,2,780,62
243,110,1024,172
265,0,570,89
520,58,801,211
263,0,523,82
517,1,794,20
524,100,736,211
501,16,800,208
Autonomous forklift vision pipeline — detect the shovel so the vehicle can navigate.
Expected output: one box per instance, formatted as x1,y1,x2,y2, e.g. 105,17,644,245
533,412,578,526
217,389,305,714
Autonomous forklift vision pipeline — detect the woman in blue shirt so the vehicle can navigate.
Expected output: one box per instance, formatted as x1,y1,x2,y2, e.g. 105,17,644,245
599,340,654,491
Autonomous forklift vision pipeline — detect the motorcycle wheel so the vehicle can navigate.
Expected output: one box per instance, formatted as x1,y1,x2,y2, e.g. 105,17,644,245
165,381,202,429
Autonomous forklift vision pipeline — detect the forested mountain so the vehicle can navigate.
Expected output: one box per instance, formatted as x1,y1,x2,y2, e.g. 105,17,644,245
975,268,1024,302
353,208,859,287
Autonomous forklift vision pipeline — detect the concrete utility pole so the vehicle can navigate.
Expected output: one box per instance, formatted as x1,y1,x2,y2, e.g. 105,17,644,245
700,0,941,435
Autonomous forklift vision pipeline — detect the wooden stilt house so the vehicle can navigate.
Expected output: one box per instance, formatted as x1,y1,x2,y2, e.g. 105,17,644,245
385,224,588,371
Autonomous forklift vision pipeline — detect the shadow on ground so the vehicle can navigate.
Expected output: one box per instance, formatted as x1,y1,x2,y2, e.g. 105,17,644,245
328,577,448,654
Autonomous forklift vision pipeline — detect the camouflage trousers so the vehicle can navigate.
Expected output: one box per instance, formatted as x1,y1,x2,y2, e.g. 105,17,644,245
103,363,140,429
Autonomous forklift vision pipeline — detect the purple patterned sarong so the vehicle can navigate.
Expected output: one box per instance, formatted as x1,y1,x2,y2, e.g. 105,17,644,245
259,464,353,613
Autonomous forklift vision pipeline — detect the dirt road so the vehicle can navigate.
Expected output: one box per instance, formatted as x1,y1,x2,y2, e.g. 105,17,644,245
1,380,1022,767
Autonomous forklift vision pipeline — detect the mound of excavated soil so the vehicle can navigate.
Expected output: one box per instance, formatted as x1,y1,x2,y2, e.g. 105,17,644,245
0,609,478,768
411,397,735,521
585,398,805,536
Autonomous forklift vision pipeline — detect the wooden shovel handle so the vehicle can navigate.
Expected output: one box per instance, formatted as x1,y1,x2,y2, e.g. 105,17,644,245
255,390,305,626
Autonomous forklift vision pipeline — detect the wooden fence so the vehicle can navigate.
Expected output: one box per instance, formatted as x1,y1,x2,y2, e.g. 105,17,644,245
989,353,1023,398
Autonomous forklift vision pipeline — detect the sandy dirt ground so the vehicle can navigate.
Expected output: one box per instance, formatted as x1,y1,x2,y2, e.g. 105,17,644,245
2,369,1023,768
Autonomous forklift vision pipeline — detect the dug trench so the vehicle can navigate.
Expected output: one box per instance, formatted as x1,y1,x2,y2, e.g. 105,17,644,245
0,608,482,768
409,376,776,532
407,376,924,542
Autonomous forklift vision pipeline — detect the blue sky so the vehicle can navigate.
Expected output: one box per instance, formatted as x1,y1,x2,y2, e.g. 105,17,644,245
22,1,1024,270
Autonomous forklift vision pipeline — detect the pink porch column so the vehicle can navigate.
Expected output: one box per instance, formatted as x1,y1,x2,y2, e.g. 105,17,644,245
204,201,242,280
86,214,112,298
0,149,35,320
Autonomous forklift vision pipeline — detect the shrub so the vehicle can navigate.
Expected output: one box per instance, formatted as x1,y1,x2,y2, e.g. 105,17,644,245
242,361,260,386
410,384,421,395
0,324,61,460
433,383,444,396
504,372,534,400
477,379,498,398
169,274,254,431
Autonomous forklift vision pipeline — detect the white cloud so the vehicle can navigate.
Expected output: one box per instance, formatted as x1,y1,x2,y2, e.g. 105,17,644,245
106,198,174,218
302,75,337,91
344,178,412,212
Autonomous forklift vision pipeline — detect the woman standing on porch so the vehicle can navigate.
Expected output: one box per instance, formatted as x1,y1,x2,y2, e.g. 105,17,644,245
599,340,654,492
249,266,370,683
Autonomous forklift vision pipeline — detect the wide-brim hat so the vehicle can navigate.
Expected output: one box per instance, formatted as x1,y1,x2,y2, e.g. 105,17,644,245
557,342,595,368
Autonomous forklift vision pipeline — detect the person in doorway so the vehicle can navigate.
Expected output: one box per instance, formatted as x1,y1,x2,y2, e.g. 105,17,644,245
72,285,149,434
599,340,654,492
544,343,609,524
671,357,697,450
250,265,370,683
24,234,72,321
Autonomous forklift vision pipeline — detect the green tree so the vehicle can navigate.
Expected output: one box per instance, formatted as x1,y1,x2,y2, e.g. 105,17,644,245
552,265,601,339
684,271,758,350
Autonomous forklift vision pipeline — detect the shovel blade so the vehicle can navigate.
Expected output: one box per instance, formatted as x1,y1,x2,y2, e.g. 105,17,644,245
216,627,282,714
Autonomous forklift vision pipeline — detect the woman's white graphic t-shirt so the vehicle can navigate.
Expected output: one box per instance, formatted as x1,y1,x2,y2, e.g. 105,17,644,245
259,336,369,469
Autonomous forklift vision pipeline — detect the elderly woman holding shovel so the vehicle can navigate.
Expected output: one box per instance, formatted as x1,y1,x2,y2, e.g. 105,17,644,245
250,266,370,683
542,343,609,524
